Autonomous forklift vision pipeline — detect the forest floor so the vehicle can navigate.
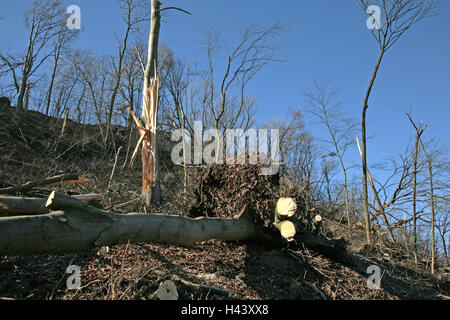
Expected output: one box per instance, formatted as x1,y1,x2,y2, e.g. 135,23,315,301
0,106,449,300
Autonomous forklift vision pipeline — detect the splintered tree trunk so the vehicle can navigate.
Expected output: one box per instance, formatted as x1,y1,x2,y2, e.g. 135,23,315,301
141,129,157,205
132,79,159,207
140,0,162,205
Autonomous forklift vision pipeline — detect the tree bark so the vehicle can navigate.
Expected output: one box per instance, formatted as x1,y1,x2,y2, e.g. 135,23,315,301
361,51,384,244
0,192,263,255
0,194,103,215
356,138,396,243
140,0,162,205
0,193,350,266
0,174,90,194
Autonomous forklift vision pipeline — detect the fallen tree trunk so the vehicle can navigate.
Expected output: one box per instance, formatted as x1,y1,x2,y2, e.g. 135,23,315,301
0,193,349,265
0,192,266,255
0,194,104,215
294,231,350,265
0,174,91,194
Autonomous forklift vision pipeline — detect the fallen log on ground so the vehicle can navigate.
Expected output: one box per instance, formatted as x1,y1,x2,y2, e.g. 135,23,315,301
0,194,104,215
0,174,91,194
0,192,274,255
294,231,350,265
274,197,297,241
0,193,350,266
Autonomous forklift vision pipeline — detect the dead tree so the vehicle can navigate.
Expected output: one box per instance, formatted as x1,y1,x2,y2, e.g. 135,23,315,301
0,193,292,254
359,0,435,244
0,193,349,265
133,0,191,206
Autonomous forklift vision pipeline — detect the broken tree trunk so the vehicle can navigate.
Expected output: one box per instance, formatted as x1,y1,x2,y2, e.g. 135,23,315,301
0,174,91,194
140,0,162,205
0,192,266,255
0,194,104,215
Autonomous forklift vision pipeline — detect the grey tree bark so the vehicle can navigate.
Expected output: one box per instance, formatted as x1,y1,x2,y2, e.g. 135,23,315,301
0,192,260,255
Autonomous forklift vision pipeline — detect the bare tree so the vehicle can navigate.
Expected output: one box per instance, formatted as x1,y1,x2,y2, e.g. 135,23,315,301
202,24,285,161
420,140,436,273
417,134,448,272
158,47,199,199
104,0,147,145
304,80,358,228
358,0,435,244
406,112,428,265
0,0,68,112
44,15,78,116
119,44,145,168
71,51,110,140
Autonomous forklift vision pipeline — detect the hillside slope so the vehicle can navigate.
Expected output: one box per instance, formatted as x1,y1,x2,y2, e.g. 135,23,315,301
0,107,448,300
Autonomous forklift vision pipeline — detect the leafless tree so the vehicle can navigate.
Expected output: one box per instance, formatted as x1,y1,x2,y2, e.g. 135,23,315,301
304,80,358,228
201,23,286,161
358,0,436,244
406,112,428,265
44,14,78,116
0,0,69,112
70,51,110,140
119,44,145,168
417,135,449,272
104,0,147,145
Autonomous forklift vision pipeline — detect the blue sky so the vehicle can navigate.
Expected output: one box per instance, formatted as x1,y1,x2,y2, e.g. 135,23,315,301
1,0,449,183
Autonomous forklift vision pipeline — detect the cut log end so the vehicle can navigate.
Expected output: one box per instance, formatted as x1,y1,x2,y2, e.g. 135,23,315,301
275,197,297,218
278,220,296,241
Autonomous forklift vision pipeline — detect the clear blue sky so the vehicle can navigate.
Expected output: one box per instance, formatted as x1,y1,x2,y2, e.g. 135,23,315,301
1,0,449,182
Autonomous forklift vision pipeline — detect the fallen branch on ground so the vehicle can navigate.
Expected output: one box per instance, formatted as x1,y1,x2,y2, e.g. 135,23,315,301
0,192,272,254
0,174,91,194
0,194,104,215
